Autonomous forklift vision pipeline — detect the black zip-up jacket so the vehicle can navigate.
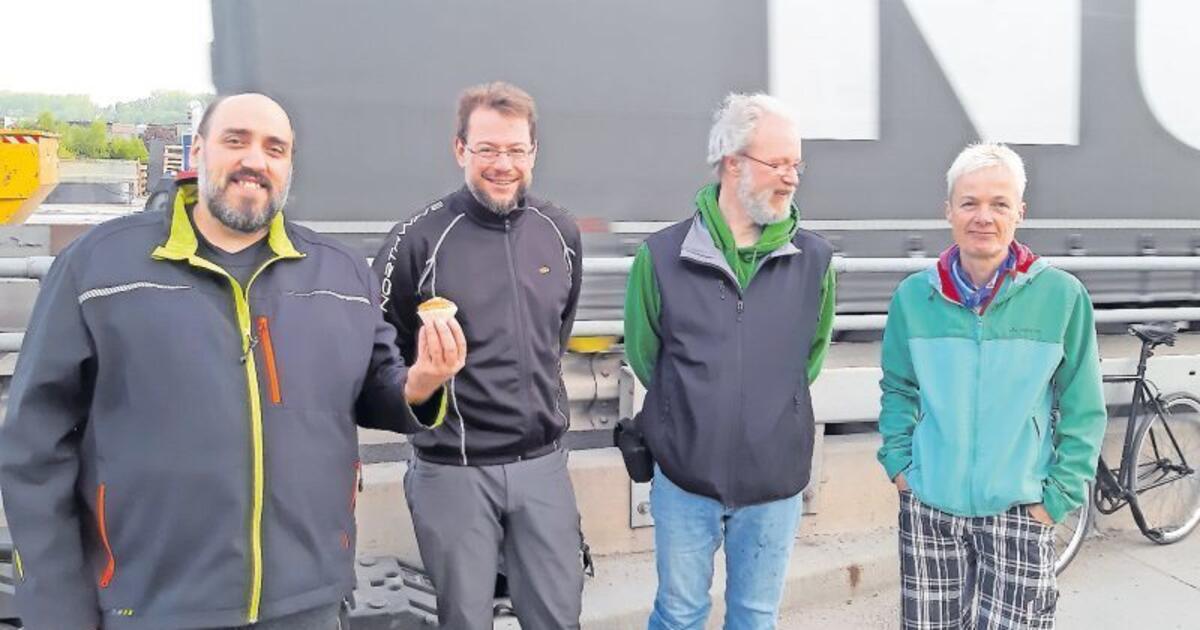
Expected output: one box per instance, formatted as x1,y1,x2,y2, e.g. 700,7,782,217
373,186,583,465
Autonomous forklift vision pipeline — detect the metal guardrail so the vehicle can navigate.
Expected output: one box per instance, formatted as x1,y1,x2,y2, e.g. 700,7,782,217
0,333,22,353
584,255,1200,275
571,308,1200,337
4,255,1199,350
0,257,53,280
7,255,1200,280
8,306,1196,350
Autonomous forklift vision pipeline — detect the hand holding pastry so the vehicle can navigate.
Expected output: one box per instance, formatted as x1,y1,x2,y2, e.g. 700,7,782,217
406,298,467,403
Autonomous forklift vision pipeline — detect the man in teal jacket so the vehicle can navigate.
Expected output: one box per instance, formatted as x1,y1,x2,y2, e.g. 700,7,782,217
877,143,1106,629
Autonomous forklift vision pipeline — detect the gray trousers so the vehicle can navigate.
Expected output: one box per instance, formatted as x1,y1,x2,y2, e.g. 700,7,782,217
405,448,584,630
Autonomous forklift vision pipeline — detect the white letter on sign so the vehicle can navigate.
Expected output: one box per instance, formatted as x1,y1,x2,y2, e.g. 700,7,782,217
768,0,880,141
904,0,1081,145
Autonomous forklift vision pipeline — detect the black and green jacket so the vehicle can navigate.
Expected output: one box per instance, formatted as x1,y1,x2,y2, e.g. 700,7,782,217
0,181,440,630
624,185,836,506
625,185,836,388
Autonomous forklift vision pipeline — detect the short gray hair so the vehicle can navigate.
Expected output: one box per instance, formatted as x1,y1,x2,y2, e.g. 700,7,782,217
707,93,799,175
946,142,1027,199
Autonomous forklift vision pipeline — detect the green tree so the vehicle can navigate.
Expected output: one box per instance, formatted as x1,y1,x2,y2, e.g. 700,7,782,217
19,111,75,158
109,136,149,162
0,92,98,121
17,110,152,163
2,91,214,126
107,91,213,124
62,121,112,159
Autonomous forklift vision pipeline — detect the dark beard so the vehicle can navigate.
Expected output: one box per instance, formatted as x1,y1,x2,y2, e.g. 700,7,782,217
467,179,526,215
201,167,290,233
207,196,281,233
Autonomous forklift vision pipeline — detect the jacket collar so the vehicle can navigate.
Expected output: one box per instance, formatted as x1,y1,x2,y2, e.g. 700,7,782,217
151,181,304,263
928,240,1043,309
679,212,801,286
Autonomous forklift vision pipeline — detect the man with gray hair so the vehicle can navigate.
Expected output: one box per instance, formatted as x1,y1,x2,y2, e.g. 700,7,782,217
624,93,836,628
877,143,1106,628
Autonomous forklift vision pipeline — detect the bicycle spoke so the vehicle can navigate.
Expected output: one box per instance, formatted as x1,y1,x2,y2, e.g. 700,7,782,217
1130,395,1200,544
1054,481,1092,575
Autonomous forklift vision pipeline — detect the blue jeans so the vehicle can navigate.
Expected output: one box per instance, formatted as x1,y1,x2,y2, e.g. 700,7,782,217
647,469,804,630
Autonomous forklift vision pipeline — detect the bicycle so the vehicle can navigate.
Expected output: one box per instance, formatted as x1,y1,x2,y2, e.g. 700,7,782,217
1053,322,1200,574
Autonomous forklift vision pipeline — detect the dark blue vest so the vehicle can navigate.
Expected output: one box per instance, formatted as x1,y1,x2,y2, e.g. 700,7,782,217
640,215,833,506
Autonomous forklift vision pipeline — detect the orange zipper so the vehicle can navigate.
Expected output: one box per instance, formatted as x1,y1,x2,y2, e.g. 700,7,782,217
256,316,282,405
96,484,116,588
343,461,364,550
351,460,362,511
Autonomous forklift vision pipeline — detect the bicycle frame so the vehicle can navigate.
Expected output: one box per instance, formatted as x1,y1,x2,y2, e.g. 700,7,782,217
1096,338,1173,541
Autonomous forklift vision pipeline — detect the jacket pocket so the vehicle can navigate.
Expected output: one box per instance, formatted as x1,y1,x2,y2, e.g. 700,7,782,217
256,316,283,405
1031,414,1042,439
96,484,116,588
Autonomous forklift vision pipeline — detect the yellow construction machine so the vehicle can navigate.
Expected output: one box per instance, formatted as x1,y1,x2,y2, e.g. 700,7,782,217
0,130,59,225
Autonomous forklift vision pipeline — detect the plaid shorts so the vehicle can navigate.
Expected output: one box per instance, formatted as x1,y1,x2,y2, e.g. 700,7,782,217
898,490,1058,629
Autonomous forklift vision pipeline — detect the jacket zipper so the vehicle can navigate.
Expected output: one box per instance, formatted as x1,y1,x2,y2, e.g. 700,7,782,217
504,219,534,454
731,293,745,496
151,194,305,624
256,316,283,405
938,268,1020,515
96,484,116,588
167,256,273,622
239,259,288,623
970,312,983,514
931,278,987,515
681,258,747,490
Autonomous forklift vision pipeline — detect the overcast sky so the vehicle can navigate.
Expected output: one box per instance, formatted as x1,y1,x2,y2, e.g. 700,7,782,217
1,0,214,105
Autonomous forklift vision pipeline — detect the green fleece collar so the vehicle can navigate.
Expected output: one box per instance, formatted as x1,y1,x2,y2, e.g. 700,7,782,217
152,182,303,261
694,183,798,288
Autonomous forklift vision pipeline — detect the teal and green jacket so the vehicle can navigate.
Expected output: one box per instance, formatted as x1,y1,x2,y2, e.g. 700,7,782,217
624,184,837,387
877,242,1107,523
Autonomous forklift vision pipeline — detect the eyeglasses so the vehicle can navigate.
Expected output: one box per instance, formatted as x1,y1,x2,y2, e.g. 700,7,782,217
739,153,806,179
465,145,535,164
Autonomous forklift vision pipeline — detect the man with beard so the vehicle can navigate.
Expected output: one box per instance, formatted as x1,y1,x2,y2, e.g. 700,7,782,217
624,93,836,629
0,93,465,629
372,82,584,629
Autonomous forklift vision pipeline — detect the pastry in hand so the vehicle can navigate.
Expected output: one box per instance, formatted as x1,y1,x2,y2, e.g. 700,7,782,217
417,296,458,325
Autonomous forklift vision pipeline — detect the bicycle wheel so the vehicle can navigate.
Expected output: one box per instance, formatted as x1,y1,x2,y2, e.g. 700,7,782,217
1129,393,1200,544
1053,479,1093,575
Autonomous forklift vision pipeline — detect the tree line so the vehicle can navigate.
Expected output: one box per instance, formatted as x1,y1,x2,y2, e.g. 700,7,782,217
2,91,214,162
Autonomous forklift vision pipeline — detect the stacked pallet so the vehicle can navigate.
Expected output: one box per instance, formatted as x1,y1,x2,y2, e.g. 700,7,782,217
163,144,184,174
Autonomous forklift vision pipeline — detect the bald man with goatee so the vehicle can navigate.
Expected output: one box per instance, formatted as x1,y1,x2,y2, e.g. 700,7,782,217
1,93,465,630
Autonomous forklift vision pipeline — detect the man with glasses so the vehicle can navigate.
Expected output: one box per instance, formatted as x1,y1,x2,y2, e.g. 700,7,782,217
373,82,584,629
624,93,836,629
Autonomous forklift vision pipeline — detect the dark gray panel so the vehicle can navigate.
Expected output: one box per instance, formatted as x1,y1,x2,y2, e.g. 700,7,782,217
209,0,1200,312
211,0,1200,225
211,0,767,222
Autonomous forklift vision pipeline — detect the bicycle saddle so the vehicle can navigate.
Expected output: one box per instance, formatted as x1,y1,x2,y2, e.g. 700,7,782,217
1129,322,1178,347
